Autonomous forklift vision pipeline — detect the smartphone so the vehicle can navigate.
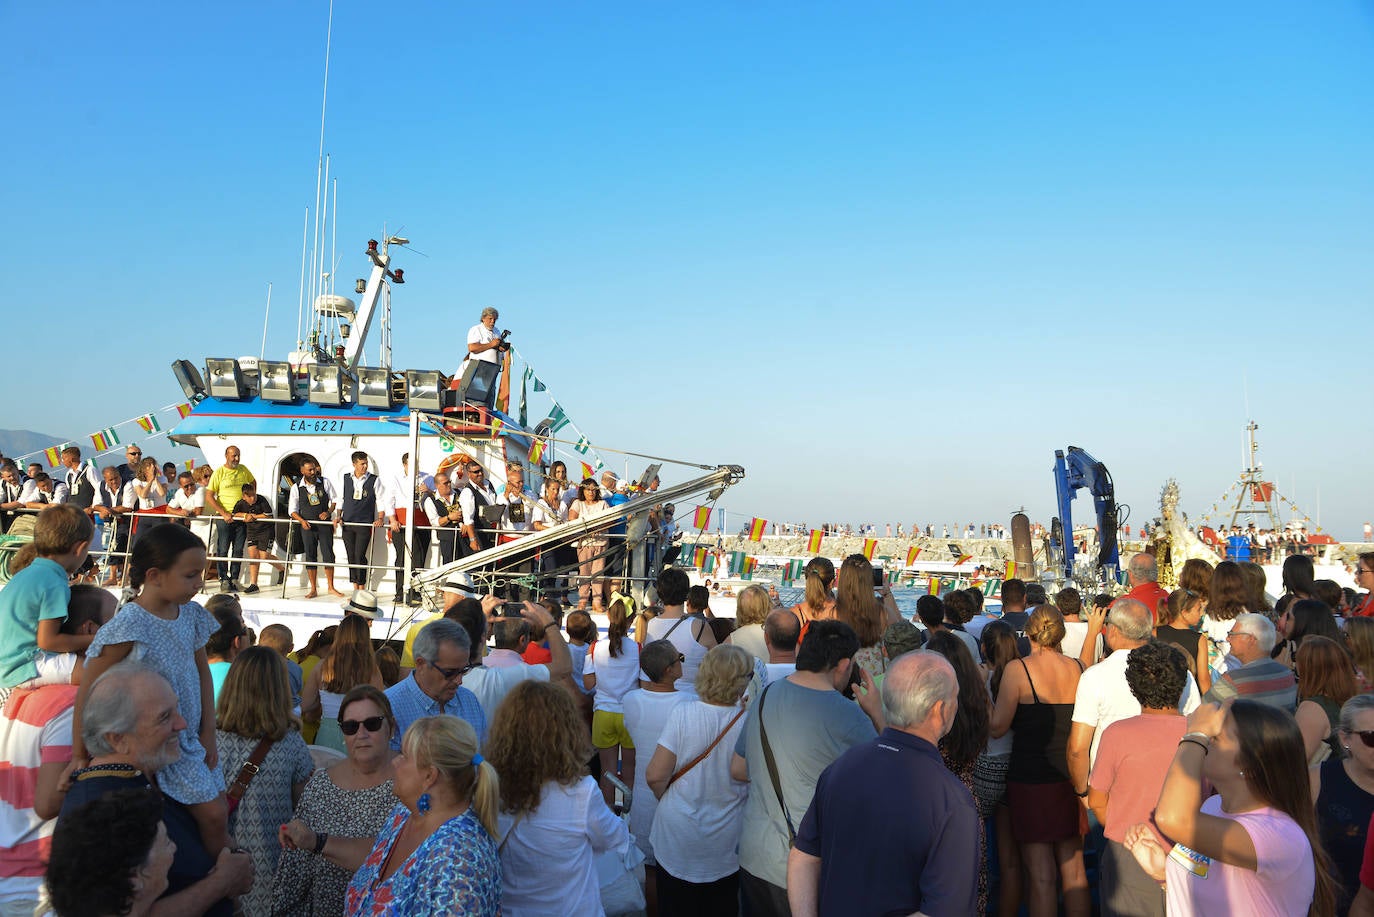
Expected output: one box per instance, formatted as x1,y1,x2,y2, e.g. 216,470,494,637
872,568,884,588
499,602,524,617
842,660,865,699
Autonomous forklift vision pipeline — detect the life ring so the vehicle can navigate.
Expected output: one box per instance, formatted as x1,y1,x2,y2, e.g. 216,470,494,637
437,453,472,476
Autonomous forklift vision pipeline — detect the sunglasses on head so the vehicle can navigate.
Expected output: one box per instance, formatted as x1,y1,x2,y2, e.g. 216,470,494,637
340,716,386,736
1346,729,1374,749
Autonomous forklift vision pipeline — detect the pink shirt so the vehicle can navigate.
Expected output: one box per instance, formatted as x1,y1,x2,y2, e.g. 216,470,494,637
1164,798,1314,917
1089,713,1186,843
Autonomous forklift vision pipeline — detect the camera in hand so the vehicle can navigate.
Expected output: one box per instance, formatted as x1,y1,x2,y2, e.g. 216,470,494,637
500,602,524,617
496,329,512,352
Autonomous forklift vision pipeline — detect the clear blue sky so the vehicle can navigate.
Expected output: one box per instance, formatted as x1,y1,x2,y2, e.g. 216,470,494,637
3,2,1372,538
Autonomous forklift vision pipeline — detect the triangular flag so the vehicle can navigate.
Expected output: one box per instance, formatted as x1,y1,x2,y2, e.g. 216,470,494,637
176,403,193,418
955,554,972,565
807,529,823,554
532,376,546,393
580,461,594,480
861,538,877,560
693,506,712,530
906,546,921,566
546,404,569,432
490,418,504,437
748,518,767,541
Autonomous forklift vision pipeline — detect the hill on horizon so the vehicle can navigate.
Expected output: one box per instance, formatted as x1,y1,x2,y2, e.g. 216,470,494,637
0,428,78,464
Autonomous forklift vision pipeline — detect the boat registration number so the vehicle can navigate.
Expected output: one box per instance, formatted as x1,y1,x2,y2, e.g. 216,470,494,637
289,419,347,432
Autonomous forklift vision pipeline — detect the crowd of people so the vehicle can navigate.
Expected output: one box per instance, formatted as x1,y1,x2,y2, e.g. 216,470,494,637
6,495,1374,915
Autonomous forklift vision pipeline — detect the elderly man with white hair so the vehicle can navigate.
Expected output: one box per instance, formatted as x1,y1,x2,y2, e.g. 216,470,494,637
786,650,980,917
1201,612,1297,711
1067,598,1200,799
57,663,253,916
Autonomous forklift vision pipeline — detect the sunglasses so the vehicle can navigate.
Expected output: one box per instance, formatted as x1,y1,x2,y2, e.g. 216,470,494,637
340,716,386,736
430,661,476,680
1346,729,1374,749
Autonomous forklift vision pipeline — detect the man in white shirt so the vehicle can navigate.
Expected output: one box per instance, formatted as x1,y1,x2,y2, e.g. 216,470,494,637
762,609,800,685
623,640,690,867
462,602,571,722
20,474,67,507
59,447,100,511
390,452,434,604
165,472,210,544
288,460,344,598
466,306,506,365
1066,598,1199,797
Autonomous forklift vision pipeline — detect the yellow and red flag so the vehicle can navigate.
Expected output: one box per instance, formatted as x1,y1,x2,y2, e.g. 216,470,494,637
580,461,595,480
807,529,824,554
955,554,973,566
905,546,921,566
527,440,545,464
176,403,193,418
693,506,712,530
1005,560,1017,578
44,446,62,467
743,556,756,575
748,517,767,541
861,538,877,560
928,575,940,595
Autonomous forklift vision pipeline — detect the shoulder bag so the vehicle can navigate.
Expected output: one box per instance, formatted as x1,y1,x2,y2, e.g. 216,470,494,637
666,705,747,790
755,682,797,842
226,736,274,815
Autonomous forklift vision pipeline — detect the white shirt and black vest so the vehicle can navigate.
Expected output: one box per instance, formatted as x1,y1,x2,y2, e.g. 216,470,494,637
341,473,380,524
65,463,100,509
291,478,336,523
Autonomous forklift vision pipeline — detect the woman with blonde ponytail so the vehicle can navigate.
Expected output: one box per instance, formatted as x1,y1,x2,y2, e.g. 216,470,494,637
344,716,501,916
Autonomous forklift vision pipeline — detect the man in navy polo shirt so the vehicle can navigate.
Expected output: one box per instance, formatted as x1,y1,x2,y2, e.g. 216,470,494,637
787,651,979,917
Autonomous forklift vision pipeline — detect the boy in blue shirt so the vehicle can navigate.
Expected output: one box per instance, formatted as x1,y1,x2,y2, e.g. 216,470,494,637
0,504,95,691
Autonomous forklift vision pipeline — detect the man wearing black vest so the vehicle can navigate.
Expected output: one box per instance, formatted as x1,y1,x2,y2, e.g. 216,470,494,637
59,447,100,512
422,470,463,566
289,459,345,599
337,451,388,592
458,461,500,557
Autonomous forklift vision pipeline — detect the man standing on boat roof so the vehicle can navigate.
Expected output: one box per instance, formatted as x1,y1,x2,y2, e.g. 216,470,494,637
336,451,388,593
203,446,254,593
465,306,508,367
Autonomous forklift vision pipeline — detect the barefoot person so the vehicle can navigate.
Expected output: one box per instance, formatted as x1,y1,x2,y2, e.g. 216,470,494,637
289,460,345,598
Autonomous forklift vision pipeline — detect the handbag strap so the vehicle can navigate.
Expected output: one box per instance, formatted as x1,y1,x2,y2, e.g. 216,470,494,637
756,682,797,842
226,736,274,802
667,705,746,789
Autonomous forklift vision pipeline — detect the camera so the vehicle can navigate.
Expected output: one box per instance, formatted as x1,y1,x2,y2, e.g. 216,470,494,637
496,329,512,352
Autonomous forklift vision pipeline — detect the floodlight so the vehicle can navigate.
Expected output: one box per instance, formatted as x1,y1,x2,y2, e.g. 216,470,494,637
206,359,249,400
357,367,398,409
258,361,296,403
406,370,444,412
308,365,346,406
171,360,206,403
455,359,500,409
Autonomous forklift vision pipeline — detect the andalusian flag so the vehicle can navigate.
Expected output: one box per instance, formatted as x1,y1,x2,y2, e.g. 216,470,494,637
580,461,595,480
748,518,767,541
90,427,120,451
176,403,193,418
983,579,1002,597
44,445,63,467
928,575,940,595
807,529,823,554
693,506,712,530
1005,560,1017,579
905,546,921,566
861,538,877,560
136,414,160,434
729,551,746,575
702,552,716,574
527,440,545,464
955,554,973,566
574,435,591,455
546,404,569,432
785,559,804,582
888,568,901,585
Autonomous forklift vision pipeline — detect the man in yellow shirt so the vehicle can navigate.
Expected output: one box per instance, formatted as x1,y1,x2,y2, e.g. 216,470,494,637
203,445,256,592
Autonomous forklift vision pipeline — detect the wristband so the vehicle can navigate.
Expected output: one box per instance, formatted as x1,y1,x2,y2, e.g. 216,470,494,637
313,832,329,855
1178,738,1210,755
1075,788,1088,798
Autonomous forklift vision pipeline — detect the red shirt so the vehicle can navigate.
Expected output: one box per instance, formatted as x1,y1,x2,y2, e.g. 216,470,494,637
1115,581,1170,623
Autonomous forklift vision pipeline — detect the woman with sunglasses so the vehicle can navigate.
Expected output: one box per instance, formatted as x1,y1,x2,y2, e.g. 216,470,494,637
302,613,385,753
1353,553,1374,618
274,685,398,916
1313,695,1374,912
215,647,315,916
567,478,610,610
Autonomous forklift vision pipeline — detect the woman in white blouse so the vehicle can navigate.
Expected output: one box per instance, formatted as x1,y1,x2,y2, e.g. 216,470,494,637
566,479,609,610
487,680,632,917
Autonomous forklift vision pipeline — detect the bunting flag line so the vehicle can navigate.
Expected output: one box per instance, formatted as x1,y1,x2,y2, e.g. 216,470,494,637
748,517,767,541
693,506,712,530
807,529,823,554
136,414,161,434
527,440,545,464
90,427,120,451
928,575,940,595
861,538,877,560
580,461,595,480
176,403,193,418
546,404,569,432
44,445,63,467
1005,560,1017,578
906,546,921,566
955,554,973,566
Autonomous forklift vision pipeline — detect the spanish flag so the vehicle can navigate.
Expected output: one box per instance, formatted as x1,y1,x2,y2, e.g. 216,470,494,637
955,554,973,566
527,440,545,464
176,403,193,418
861,538,877,560
580,462,595,481
743,556,756,577
693,547,707,568
44,445,62,467
905,546,921,566
693,506,712,530
807,529,823,554
748,518,767,541
90,427,119,452
136,414,160,434
928,575,940,595
1005,561,1017,579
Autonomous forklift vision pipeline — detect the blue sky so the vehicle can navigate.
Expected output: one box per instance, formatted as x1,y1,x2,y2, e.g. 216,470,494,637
3,2,1372,538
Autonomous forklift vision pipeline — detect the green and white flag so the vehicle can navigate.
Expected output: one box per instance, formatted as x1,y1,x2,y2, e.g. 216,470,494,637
574,435,591,454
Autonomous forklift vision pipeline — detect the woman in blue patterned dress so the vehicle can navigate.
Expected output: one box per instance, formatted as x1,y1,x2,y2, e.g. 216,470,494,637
345,716,501,916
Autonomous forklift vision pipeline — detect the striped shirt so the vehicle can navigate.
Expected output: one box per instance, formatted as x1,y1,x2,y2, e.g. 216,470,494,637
1203,658,1297,712
0,685,77,906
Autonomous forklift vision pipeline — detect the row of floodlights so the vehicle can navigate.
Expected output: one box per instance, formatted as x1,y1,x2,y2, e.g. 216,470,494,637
177,358,498,412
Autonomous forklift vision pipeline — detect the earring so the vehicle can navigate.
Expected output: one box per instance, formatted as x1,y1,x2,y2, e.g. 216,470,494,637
417,792,432,815
1238,770,1246,777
